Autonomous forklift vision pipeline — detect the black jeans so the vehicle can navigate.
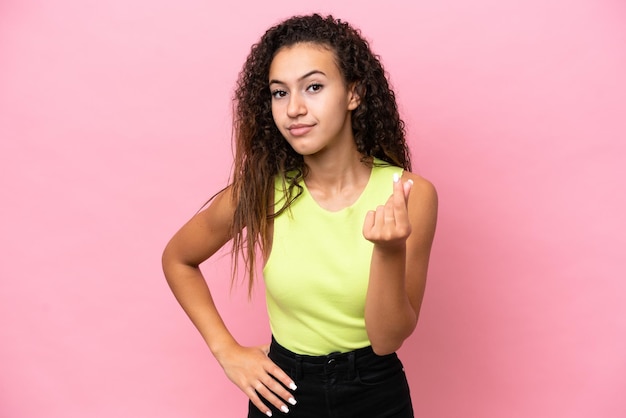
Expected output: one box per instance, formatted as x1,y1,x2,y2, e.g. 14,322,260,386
248,338,414,418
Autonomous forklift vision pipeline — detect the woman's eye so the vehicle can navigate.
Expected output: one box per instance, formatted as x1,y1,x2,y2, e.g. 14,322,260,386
307,83,323,93
271,90,287,99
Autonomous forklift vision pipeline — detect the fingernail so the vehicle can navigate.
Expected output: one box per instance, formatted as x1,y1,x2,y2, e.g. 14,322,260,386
408,179,414,186
288,397,297,405
281,405,289,413
393,173,399,183
265,411,272,417
289,382,297,390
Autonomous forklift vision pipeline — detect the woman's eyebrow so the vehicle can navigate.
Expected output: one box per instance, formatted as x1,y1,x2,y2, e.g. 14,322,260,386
269,70,327,86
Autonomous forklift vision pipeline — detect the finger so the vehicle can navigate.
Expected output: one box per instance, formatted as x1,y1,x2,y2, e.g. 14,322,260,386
392,175,412,224
246,386,273,417
403,179,414,201
392,173,407,208
253,378,292,415
375,205,386,227
266,361,298,393
259,375,296,411
384,197,395,225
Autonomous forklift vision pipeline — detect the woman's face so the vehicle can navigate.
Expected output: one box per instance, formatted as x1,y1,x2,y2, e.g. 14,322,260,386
268,43,360,157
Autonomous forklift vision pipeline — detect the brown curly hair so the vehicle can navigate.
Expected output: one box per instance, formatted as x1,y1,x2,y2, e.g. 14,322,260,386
229,13,411,291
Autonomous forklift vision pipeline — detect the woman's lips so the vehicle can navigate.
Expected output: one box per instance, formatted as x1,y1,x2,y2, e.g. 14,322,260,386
288,124,314,136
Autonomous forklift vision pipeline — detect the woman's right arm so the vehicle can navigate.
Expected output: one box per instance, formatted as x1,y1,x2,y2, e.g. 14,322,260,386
161,187,297,416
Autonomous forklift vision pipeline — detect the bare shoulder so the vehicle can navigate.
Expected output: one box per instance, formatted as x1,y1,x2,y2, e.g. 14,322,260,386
402,171,438,210
162,186,236,267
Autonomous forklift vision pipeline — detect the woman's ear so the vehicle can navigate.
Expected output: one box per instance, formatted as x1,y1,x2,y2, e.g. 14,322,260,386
347,82,364,111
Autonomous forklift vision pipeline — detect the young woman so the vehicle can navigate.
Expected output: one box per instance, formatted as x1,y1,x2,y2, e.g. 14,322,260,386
162,14,437,418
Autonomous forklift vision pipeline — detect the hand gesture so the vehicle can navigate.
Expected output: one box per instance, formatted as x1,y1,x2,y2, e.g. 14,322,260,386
218,343,297,417
362,173,413,249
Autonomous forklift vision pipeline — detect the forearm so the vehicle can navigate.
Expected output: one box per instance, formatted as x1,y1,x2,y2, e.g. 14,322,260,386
163,261,238,361
364,244,417,355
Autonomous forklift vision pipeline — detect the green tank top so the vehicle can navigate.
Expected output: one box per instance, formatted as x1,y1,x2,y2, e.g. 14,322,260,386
263,160,403,355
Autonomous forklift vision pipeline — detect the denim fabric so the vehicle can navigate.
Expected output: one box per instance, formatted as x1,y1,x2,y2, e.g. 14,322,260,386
247,338,414,418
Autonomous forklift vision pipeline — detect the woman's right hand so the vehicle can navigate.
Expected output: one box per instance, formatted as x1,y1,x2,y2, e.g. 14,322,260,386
217,343,297,416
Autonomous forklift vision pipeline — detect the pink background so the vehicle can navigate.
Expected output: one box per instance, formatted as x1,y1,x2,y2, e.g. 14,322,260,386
1,0,625,417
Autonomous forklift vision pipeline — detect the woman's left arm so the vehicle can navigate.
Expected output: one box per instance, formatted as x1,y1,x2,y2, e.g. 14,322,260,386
362,172,438,355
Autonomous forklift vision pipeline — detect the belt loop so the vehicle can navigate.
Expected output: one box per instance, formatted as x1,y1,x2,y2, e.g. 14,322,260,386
348,351,356,380
295,355,303,380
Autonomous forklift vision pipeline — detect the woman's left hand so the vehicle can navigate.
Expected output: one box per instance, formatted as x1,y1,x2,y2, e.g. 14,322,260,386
362,173,413,249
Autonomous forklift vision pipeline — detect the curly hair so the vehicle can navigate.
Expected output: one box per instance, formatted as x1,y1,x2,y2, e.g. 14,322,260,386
229,13,411,291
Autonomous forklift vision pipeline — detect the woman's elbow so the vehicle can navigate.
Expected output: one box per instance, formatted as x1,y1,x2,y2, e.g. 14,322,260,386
369,319,418,355
371,342,402,356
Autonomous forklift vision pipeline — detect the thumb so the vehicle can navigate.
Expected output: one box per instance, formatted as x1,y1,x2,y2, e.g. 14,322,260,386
403,179,414,201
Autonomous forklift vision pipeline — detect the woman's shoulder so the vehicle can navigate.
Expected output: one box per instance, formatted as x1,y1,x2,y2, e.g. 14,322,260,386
402,171,436,196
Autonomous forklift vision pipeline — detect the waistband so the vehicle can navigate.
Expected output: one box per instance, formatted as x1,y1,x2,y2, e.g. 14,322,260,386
269,337,383,380
270,336,374,363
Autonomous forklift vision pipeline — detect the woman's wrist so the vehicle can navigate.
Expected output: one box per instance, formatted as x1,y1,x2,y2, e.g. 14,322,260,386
209,336,240,364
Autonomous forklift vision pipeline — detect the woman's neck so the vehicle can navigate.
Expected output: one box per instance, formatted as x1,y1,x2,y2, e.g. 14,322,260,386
302,150,373,211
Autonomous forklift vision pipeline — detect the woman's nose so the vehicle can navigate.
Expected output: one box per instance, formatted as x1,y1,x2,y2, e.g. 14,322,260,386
287,93,306,117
